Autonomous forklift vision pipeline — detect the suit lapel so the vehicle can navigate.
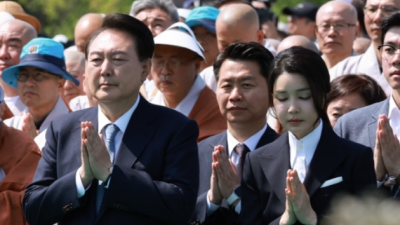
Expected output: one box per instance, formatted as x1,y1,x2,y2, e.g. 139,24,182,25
114,98,157,168
303,123,350,197
258,133,290,205
368,99,389,149
208,132,229,155
256,125,279,148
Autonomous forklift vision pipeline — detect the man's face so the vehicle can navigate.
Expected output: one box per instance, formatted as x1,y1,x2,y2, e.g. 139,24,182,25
364,0,400,44
216,21,262,52
63,60,85,102
192,26,219,71
382,27,400,90
151,45,201,99
216,59,269,126
17,66,64,110
135,8,173,37
316,6,357,57
86,30,149,104
288,16,314,36
0,24,31,73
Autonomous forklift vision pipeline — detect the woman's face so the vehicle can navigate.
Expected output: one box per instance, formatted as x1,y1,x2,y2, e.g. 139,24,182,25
327,93,367,127
273,72,319,139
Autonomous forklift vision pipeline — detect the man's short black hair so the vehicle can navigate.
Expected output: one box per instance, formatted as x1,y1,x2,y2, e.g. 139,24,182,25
85,13,154,62
381,11,400,44
213,42,274,83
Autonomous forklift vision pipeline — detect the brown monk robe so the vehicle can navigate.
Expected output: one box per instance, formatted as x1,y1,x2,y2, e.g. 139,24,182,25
2,104,13,120
188,86,226,142
0,122,41,225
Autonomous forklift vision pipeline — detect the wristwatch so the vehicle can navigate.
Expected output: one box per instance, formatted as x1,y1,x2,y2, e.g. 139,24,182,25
226,187,241,206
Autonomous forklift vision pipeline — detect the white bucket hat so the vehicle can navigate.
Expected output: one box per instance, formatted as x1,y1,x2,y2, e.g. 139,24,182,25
154,22,205,60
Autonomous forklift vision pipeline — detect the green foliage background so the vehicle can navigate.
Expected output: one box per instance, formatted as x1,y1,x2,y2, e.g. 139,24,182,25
13,0,328,39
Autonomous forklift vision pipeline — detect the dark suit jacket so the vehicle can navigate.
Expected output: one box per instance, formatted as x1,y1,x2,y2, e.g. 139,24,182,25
23,98,200,225
241,123,376,225
191,126,278,225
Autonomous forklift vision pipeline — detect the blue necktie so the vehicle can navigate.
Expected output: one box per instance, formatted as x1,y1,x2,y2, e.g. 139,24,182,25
96,124,119,213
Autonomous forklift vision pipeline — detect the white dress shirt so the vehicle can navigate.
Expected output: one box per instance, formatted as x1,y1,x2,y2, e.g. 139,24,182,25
207,124,268,216
4,95,26,116
75,96,140,197
69,95,90,111
388,95,400,142
150,75,205,116
288,119,323,181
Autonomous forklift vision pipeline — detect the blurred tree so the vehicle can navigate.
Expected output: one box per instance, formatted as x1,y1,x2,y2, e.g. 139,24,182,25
15,0,134,39
271,0,328,22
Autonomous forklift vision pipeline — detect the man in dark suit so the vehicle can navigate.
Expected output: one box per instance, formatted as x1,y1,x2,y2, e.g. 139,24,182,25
190,42,278,225
23,13,199,225
334,11,400,199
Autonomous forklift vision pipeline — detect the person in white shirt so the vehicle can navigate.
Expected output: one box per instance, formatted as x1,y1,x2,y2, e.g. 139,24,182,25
2,38,79,149
329,0,400,96
315,1,358,69
199,3,277,93
63,50,85,104
242,46,376,224
150,22,226,142
334,11,400,199
0,19,37,116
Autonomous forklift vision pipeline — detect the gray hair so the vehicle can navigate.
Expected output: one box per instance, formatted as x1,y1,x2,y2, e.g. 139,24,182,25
129,0,179,23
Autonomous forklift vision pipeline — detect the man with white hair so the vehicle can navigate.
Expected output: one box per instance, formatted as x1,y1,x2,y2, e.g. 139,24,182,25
150,22,226,142
315,1,358,69
330,0,400,95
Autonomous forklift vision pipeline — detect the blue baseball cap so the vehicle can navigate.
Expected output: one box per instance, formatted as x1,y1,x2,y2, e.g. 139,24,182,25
185,6,219,34
2,37,80,89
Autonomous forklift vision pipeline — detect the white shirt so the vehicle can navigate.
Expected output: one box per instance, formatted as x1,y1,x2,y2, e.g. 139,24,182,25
388,95,400,142
143,78,157,102
329,43,391,96
288,119,323,174
207,124,268,215
199,66,217,92
263,39,277,56
150,75,205,116
75,96,140,197
4,95,26,116
69,95,90,111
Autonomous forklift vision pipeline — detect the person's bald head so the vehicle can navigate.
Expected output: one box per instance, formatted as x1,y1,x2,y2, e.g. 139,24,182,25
216,3,264,52
277,35,319,53
63,50,86,102
316,1,358,67
0,19,37,72
74,13,104,53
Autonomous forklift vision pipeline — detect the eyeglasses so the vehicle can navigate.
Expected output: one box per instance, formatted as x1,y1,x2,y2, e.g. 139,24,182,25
364,5,399,18
378,44,400,60
317,23,356,34
16,70,59,82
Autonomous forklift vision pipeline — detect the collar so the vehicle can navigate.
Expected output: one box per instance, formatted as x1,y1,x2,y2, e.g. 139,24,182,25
25,96,69,132
151,75,205,116
227,124,268,157
98,95,140,134
289,119,323,168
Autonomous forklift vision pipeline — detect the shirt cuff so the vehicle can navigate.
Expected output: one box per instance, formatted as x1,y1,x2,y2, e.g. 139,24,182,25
206,193,220,216
75,168,91,198
234,200,241,214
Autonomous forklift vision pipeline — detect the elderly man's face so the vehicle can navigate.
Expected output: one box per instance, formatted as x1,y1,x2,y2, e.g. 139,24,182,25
316,6,357,58
85,30,149,105
151,45,201,98
364,0,400,44
63,60,85,102
0,24,32,73
17,66,64,110
135,8,172,37
192,26,219,71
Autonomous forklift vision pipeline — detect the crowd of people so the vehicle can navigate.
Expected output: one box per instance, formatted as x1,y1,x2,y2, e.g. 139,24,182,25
0,0,400,224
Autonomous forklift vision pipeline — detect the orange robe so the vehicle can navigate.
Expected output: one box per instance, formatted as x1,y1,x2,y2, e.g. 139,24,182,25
0,123,41,225
189,86,227,142
2,104,13,120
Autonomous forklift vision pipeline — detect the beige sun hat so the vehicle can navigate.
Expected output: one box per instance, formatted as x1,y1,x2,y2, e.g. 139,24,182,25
0,1,41,34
